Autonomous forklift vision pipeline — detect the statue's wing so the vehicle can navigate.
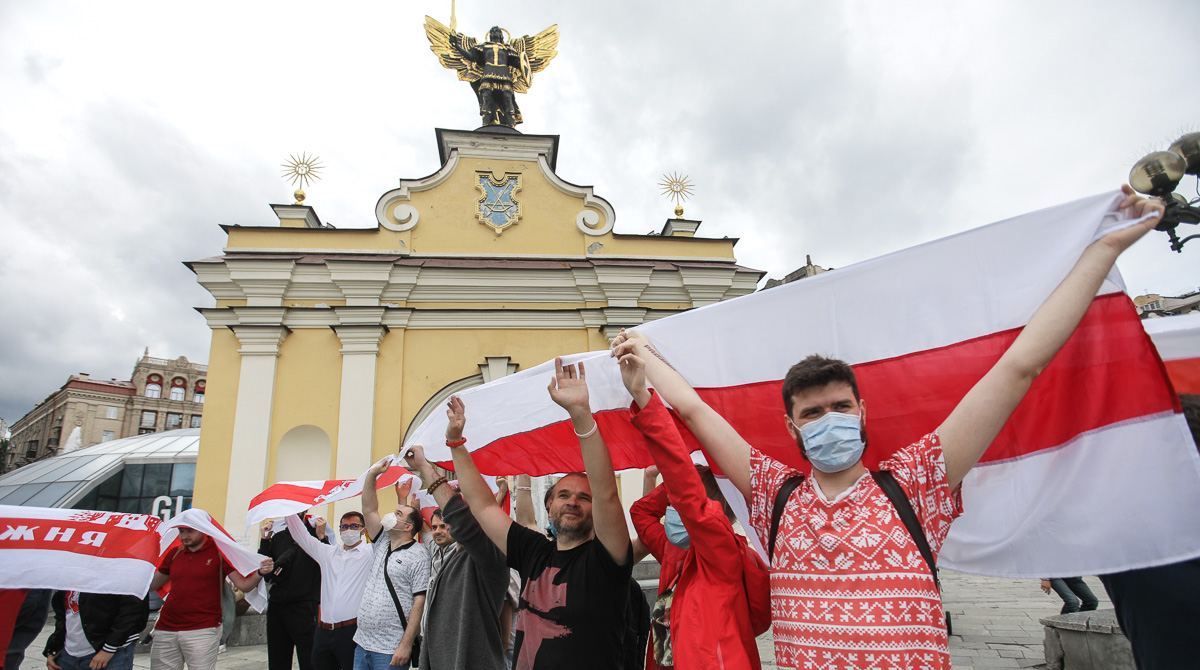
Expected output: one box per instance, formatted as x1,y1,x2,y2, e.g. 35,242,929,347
424,15,481,83
511,24,559,93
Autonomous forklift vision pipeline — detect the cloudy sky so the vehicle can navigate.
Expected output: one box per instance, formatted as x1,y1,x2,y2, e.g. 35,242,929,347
1,0,1197,424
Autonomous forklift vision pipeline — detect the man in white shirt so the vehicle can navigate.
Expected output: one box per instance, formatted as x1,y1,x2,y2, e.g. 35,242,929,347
286,511,374,670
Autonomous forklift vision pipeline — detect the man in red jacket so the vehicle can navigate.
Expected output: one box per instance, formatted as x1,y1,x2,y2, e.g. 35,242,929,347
621,343,769,670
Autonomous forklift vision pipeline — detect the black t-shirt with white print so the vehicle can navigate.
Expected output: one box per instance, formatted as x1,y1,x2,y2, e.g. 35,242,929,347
506,523,633,670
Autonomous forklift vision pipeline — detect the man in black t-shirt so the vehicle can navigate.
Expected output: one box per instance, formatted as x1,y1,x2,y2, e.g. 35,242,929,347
427,358,634,670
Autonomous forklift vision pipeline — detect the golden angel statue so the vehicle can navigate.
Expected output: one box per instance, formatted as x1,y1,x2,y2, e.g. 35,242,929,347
424,16,559,127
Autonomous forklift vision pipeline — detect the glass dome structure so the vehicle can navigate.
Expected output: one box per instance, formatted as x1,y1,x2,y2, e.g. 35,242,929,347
0,428,198,515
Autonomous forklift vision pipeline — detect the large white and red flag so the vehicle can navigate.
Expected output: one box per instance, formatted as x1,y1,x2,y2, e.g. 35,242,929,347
405,191,1200,578
1145,312,1200,395
247,460,503,532
0,506,162,596
245,460,419,527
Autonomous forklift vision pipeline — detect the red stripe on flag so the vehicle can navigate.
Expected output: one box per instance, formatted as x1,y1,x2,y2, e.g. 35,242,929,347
1164,358,1200,395
0,519,161,562
448,294,1179,475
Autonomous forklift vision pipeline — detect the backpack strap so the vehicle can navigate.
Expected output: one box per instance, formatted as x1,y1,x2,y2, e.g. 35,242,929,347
871,470,939,590
382,544,409,630
768,474,805,562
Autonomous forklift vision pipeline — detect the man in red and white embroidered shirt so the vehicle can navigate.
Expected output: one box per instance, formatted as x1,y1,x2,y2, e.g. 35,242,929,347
614,188,1163,668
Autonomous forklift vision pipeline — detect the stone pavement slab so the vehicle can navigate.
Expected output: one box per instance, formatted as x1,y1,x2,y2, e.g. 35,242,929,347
18,571,1110,669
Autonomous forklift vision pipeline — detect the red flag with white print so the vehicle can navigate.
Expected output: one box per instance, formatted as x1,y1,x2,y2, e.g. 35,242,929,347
0,506,162,597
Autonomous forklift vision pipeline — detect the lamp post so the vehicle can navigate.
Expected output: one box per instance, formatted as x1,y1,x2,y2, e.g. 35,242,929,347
1129,132,1200,252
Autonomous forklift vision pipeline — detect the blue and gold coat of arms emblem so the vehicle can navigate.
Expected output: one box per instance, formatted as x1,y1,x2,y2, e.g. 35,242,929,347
476,172,522,235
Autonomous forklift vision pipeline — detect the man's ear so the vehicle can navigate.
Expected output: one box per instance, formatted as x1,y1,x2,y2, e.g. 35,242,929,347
784,413,799,440
858,399,867,427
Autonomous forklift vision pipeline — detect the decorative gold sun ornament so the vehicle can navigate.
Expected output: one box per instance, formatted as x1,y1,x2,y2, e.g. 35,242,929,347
281,152,325,205
659,172,695,217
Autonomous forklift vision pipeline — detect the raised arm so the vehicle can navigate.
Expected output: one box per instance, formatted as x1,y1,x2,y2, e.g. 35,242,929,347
229,557,271,592
548,358,631,564
362,457,390,540
513,474,540,531
938,187,1162,488
630,484,670,561
438,396,514,554
285,512,330,563
612,333,754,499
618,345,742,563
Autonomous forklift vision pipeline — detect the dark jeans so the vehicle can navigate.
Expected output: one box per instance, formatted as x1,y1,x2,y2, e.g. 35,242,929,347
267,600,318,670
1100,557,1200,670
56,645,135,670
312,624,357,670
4,589,50,670
1050,577,1099,614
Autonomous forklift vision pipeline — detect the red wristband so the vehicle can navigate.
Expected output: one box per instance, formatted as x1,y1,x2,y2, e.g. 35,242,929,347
445,437,467,448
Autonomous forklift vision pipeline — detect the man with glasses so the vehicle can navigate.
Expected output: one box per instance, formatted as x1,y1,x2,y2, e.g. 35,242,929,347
286,511,373,670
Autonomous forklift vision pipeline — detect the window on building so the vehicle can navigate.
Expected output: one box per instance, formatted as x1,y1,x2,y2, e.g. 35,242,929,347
194,380,206,404
166,413,183,430
189,415,202,428
140,411,156,428
104,406,119,420
101,430,115,442
47,437,59,449
145,374,163,399
169,377,186,401
25,441,38,458
138,428,155,435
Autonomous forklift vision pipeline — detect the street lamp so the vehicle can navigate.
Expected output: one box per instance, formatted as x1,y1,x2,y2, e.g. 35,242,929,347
1129,132,1200,252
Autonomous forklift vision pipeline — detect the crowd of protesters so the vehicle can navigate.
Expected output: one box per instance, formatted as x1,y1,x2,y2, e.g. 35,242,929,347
3,190,1198,670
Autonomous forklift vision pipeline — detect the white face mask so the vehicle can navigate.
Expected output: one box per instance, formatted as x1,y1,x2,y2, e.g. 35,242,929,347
271,518,287,534
381,512,398,532
339,529,361,546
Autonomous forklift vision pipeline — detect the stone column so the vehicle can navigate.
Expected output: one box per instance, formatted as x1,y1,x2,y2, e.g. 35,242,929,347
332,325,387,519
224,325,289,543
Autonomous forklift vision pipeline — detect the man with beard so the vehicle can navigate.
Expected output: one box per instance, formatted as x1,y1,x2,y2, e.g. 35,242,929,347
356,460,429,670
402,448,510,670
437,358,633,670
149,527,271,670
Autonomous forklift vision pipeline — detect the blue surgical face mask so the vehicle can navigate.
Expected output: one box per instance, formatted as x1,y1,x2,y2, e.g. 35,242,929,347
545,520,558,539
664,506,690,549
796,411,865,473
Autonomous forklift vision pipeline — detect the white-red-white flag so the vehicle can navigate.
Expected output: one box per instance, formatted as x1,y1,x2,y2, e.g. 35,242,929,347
405,191,1200,578
246,459,420,527
0,506,162,597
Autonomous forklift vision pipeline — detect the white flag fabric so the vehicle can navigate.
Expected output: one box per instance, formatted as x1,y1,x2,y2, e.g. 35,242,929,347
245,458,419,527
160,508,269,611
0,506,161,597
405,191,1200,577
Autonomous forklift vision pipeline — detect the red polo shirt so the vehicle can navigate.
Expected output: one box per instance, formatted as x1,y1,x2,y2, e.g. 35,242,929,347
156,538,232,632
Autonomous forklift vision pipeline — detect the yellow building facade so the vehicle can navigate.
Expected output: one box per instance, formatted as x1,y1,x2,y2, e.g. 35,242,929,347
190,128,762,538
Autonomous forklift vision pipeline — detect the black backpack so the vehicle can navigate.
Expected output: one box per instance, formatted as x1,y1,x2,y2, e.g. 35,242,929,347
767,469,952,635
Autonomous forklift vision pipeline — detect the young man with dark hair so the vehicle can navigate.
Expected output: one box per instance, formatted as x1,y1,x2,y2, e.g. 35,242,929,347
436,358,634,670
43,592,148,670
286,509,373,670
403,447,511,670
612,189,1163,668
357,460,430,670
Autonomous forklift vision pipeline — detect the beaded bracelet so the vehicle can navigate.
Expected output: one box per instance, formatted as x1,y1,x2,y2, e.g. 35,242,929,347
426,476,449,496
